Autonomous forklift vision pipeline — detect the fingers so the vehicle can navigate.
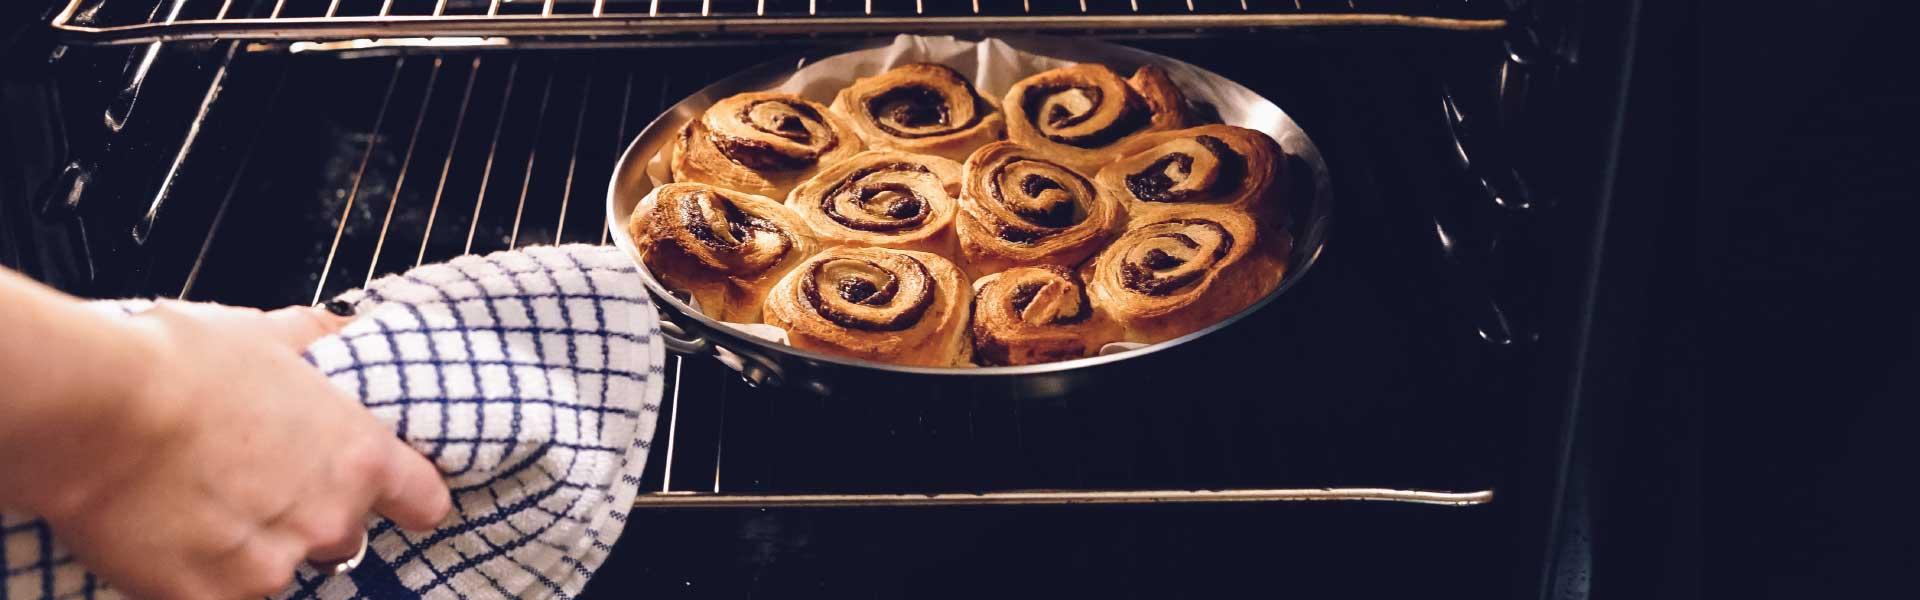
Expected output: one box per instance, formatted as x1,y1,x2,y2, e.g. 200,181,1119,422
192,526,305,600
226,532,303,600
138,301,351,351
369,436,453,532
295,511,368,566
261,305,353,350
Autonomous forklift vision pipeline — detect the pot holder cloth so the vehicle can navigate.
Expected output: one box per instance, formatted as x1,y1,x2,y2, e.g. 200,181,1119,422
2,244,665,600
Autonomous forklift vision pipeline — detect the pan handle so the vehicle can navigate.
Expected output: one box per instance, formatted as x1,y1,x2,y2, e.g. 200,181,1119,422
649,304,829,396
657,314,714,356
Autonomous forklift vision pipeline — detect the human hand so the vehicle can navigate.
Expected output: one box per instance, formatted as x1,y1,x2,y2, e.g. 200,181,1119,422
23,301,452,600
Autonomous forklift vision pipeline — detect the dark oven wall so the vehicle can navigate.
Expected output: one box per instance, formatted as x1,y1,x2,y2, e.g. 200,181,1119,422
1,1,1639,597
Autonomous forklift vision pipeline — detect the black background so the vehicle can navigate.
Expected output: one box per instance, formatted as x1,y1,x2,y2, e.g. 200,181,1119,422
7,0,1920,597
1696,0,1920,597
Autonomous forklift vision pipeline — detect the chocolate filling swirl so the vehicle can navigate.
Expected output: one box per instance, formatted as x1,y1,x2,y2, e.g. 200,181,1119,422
1117,219,1235,296
819,162,938,233
1006,280,1093,326
1019,83,1149,149
871,86,950,134
1123,135,1245,203
710,98,840,171
970,266,1100,366
665,188,795,275
799,254,935,331
857,64,990,140
982,158,1092,244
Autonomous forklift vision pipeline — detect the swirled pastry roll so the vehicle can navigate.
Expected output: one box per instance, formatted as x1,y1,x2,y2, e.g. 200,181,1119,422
1002,64,1189,173
1095,124,1287,224
763,247,972,367
627,182,818,322
969,265,1123,366
956,141,1124,276
830,63,1006,162
670,92,864,199
785,150,962,256
1085,206,1285,343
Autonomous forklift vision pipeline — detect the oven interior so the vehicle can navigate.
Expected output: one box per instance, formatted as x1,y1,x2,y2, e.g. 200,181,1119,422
0,1,1642,597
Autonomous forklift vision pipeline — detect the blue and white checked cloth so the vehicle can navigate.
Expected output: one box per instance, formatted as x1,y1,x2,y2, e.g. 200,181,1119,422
3,244,664,600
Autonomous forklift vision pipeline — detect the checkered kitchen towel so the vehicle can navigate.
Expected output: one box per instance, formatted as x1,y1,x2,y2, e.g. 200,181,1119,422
3,244,664,600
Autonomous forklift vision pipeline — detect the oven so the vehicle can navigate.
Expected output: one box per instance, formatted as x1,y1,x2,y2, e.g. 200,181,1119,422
0,0,1655,597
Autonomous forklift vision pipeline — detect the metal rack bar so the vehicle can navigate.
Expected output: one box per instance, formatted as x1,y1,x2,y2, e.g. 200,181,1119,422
178,70,289,300
415,56,484,267
464,58,520,255
505,71,555,249
364,57,445,285
311,58,407,306
52,11,1508,46
599,70,634,246
659,357,687,491
132,41,239,243
630,488,1495,508
551,74,594,244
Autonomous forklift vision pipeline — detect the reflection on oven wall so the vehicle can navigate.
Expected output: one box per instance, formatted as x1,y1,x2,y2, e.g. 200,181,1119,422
0,0,1666,597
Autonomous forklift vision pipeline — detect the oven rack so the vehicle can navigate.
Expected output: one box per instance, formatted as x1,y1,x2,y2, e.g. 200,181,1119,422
51,0,1510,46
93,42,1502,510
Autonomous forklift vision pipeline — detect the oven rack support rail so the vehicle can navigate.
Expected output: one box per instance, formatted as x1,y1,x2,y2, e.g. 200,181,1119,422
45,8,1520,511
50,0,1509,47
630,488,1494,508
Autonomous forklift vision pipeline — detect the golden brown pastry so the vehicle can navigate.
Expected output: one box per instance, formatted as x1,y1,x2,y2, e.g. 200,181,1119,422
627,182,818,322
969,265,1124,366
830,63,1006,162
785,150,962,256
1084,206,1286,343
1002,63,1189,173
955,141,1124,276
670,92,864,199
1095,124,1287,224
763,247,972,367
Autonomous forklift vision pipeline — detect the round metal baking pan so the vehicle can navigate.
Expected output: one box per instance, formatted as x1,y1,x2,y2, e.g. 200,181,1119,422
607,35,1333,389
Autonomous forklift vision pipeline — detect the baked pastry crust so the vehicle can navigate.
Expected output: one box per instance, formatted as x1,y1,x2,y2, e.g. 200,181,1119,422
955,141,1124,277
1084,206,1287,343
670,92,865,199
628,182,818,322
639,60,1297,367
763,247,973,367
969,265,1124,366
831,63,1006,163
785,150,963,256
1095,124,1287,225
1002,64,1189,173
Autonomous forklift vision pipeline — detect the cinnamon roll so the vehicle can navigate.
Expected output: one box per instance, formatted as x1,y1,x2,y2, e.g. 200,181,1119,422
970,266,1123,366
669,92,865,199
785,150,962,256
956,141,1124,276
830,63,1005,162
627,182,818,322
1002,64,1190,173
763,247,972,367
1085,207,1286,343
1095,124,1287,224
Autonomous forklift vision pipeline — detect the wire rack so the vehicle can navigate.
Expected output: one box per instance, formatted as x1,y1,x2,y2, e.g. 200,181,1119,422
91,22,1505,509
51,0,1510,46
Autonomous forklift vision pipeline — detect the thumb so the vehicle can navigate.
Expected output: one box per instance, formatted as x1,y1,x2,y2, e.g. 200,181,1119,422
261,305,352,350
370,436,453,532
